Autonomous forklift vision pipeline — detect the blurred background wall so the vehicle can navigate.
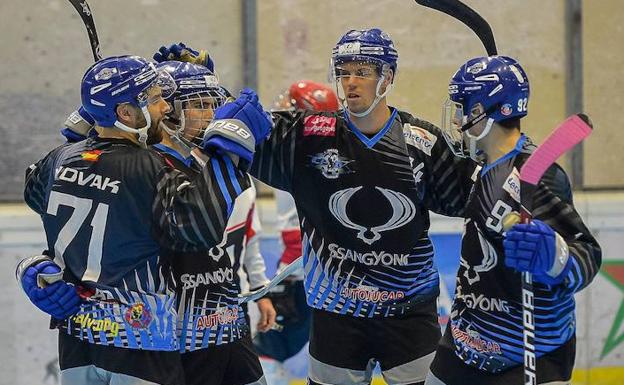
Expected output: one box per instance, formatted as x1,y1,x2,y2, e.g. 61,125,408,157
0,0,622,199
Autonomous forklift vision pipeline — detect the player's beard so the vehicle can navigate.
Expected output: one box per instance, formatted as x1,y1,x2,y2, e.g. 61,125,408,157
145,118,163,145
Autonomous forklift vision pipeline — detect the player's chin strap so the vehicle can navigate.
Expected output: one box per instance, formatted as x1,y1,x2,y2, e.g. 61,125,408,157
114,105,151,148
460,103,499,160
347,76,393,118
159,120,193,158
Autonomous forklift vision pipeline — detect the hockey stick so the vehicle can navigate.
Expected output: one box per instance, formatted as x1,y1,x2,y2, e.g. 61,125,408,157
238,256,303,303
67,0,102,61
503,113,592,385
414,0,497,55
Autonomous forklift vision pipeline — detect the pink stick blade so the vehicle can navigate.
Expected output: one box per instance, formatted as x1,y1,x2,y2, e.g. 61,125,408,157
520,114,592,185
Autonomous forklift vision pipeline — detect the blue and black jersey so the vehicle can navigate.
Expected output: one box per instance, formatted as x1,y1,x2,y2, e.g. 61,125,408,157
440,134,601,374
24,137,250,351
251,108,474,318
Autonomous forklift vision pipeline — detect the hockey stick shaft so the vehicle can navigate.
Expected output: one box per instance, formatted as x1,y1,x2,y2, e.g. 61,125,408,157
238,256,303,303
414,0,497,55
517,113,592,385
67,0,102,61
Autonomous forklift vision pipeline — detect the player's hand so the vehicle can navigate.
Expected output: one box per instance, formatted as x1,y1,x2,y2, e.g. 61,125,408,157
503,219,571,285
201,88,273,164
153,42,215,73
61,106,96,143
20,260,81,319
255,297,277,333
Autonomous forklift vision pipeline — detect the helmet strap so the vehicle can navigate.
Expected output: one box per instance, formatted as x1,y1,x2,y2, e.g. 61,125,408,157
348,75,393,118
114,105,151,148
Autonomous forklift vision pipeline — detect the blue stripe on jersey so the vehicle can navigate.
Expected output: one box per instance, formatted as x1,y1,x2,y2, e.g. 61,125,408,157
480,134,527,176
211,157,233,216
223,156,242,195
344,108,398,149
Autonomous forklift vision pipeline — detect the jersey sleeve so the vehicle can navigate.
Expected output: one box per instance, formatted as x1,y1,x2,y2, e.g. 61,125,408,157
405,115,476,217
24,147,63,216
243,199,270,291
533,164,602,293
152,152,252,251
249,110,302,192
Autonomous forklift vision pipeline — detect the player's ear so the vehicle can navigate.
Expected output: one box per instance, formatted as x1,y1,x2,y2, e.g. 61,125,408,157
116,104,136,125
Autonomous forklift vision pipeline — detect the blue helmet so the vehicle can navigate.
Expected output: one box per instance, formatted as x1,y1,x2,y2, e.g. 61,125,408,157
155,61,231,149
81,55,176,146
449,56,530,123
332,28,398,74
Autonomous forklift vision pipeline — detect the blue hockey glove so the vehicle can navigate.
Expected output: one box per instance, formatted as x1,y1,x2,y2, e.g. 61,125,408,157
61,106,96,143
153,42,215,73
202,88,273,163
503,219,572,285
17,257,81,319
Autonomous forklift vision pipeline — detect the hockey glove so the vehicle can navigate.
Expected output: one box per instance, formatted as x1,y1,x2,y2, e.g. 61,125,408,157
202,88,273,164
61,106,96,143
153,42,215,73
503,219,572,285
16,256,81,319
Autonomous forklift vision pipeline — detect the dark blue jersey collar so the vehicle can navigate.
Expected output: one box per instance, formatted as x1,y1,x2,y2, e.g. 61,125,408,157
344,107,398,149
153,143,194,167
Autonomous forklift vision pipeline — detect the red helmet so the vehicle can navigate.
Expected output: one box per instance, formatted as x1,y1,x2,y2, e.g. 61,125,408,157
288,80,339,112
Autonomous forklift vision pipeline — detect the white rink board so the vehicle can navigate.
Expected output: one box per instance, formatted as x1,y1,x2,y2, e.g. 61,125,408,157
1,192,623,385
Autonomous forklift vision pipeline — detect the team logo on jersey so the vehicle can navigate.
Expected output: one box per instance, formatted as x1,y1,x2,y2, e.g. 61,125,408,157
503,168,521,203
303,115,336,137
124,303,153,329
403,124,438,156
81,150,103,162
309,149,353,179
460,223,498,285
328,186,416,245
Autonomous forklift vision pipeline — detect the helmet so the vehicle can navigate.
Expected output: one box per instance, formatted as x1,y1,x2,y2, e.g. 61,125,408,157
332,28,398,74
156,61,230,151
80,55,176,146
289,80,339,112
330,28,398,118
449,55,529,123
442,56,530,160
273,80,339,112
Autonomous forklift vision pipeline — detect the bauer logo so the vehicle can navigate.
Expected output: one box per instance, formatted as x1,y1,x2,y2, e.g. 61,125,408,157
467,62,487,74
403,124,438,156
303,115,336,136
338,42,361,55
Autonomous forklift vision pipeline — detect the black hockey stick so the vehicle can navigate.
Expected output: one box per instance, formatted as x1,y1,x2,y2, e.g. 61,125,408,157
503,113,593,385
67,0,102,61
414,0,497,55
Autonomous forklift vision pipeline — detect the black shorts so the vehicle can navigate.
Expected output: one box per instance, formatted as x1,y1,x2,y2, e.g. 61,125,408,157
58,331,184,385
181,335,265,385
429,327,575,385
308,300,441,385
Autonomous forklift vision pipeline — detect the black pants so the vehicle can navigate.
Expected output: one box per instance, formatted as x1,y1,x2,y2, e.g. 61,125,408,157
181,334,265,385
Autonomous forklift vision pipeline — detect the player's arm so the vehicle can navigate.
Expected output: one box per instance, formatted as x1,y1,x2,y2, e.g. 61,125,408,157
152,151,252,251
504,164,601,291
407,116,476,217
249,110,303,193
243,200,271,290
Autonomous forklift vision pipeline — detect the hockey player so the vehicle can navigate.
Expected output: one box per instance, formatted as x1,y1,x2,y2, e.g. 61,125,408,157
254,80,339,385
154,60,273,385
156,28,475,384
17,55,272,385
424,56,602,385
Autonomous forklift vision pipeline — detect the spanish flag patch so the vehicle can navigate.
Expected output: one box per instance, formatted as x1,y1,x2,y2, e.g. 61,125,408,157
81,150,103,162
